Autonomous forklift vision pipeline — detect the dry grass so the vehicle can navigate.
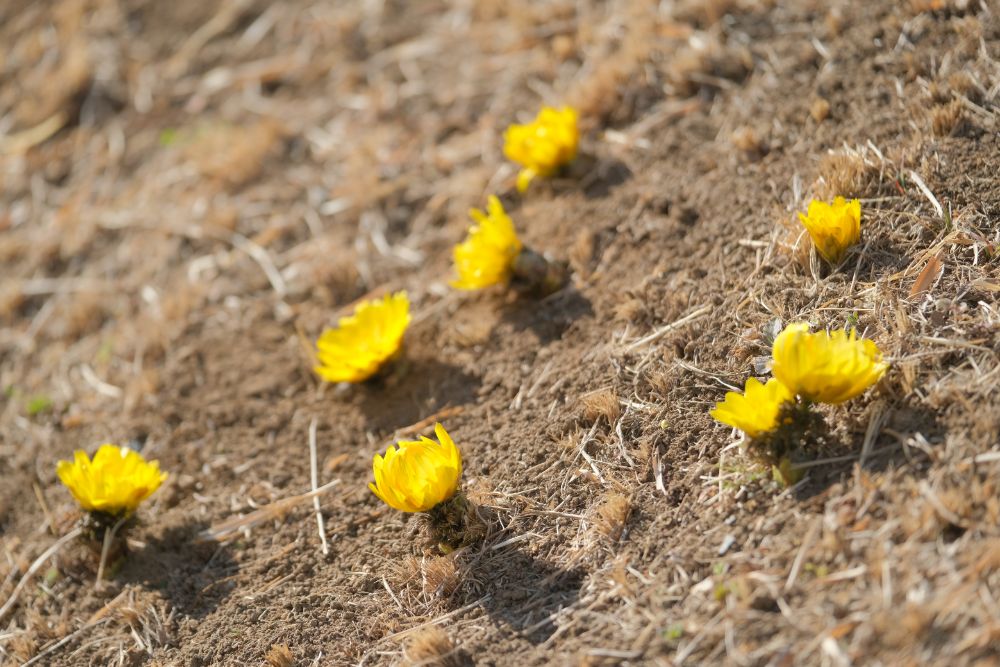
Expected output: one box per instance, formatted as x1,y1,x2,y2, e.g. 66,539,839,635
569,229,597,278
264,643,295,667
395,553,463,605
670,0,742,28
109,593,172,655
813,146,887,200
612,296,645,323
730,126,767,161
0,283,25,323
579,388,621,424
402,626,466,667
183,119,286,189
8,632,38,663
909,0,977,13
567,2,663,125
931,99,965,136
809,96,831,123
2,1,999,665
665,33,752,98
946,70,981,103
591,491,632,543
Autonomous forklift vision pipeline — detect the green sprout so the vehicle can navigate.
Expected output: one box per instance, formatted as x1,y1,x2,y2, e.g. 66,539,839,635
663,624,684,642
26,395,53,416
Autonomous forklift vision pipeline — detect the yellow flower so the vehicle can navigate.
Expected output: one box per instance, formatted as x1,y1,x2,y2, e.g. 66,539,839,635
314,292,411,383
451,196,523,290
57,444,167,515
369,423,462,513
710,377,794,439
797,196,861,264
771,322,888,404
503,106,579,192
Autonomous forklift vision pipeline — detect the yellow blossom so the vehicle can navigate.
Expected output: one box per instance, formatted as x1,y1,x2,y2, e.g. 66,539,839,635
369,423,462,513
710,377,794,439
797,196,861,264
314,292,411,383
503,106,579,192
451,196,523,290
771,322,887,404
57,444,167,515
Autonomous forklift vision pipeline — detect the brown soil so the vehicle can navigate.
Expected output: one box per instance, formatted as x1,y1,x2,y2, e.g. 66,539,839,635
3,1,1000,665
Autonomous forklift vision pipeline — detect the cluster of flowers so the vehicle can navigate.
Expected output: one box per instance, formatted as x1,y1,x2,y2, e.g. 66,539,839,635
315,106,579,385
55,105,581,550
710,321,888,479
54,103,876,550
708,194,878,479
307,107,580,541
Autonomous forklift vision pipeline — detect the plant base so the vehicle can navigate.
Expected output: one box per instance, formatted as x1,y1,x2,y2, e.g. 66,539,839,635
749,400,820,465
80,510,131,570
425,492,486,552
363,346,407,386
744,400,828,487
511,247,568,297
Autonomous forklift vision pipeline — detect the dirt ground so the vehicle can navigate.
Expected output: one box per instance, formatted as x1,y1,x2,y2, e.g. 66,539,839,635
2,0,1000,665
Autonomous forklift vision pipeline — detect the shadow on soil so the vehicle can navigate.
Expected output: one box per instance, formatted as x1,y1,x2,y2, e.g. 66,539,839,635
356,358,481,434
501,287,594,345
849,236,911,280
120,520,237,619
456,544,585,644
500,154,632,202
580,156,633,200
791,400,944,501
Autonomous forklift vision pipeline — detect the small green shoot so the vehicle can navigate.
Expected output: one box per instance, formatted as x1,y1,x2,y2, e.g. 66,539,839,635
663,624,684,642
96,340,114,365
159,128,179,146
772,458,804,488
804,563,830,578
26,395,53,416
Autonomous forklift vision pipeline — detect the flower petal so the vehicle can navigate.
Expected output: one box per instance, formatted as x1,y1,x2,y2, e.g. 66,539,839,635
313,292,410,384
368,425,463,513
